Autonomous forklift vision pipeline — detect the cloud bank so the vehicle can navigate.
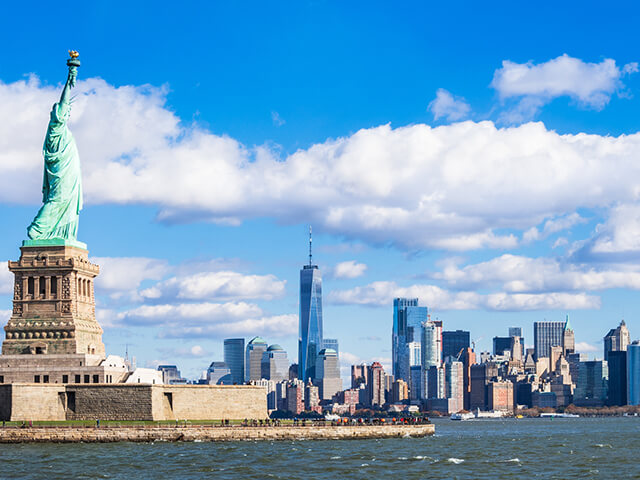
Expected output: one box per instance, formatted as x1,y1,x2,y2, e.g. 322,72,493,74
3,75,640,254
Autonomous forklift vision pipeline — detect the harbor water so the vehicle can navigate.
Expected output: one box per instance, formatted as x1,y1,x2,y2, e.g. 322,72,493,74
1,417,638,479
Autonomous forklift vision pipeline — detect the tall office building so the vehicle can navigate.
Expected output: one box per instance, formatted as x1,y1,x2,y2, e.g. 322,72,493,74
442,330,470,360
367,362,386,406
261,344,289,382
628,341,640,406
510,336,523,363
460,347,476,410
493,337,512,356
299,228,323,382
574,360,609,407
604,320,631,362
421,320,442,399
245,336,268,382
534,321,566,360
470,362,498,411
409,365,422,400
444,358,464,413
286,380,305,415
607,351,627,406
392,298,428,384
351,364,368,388
223,338,245,385
563,316,575,356
494,328,524,356
316,348,342,400
426,365,445,400
305,381,321,413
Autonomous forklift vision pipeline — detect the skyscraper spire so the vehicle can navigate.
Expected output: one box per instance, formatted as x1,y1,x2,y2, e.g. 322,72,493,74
309,225,313,266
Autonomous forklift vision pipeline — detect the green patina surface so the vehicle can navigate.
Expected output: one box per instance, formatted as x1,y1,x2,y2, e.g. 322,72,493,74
22,238,87,249
26,55,83,244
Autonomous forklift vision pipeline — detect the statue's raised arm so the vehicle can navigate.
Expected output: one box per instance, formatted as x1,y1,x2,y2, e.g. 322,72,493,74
25,51,84,247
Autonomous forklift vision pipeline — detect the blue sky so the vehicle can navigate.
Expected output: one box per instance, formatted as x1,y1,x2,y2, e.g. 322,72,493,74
1,1,640,380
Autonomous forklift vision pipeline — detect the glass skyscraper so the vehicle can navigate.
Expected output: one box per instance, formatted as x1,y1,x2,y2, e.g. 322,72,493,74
442,330,470,360
628,341,640,405
421,319,442,399
223,338,245,385
392,298,428,383
299,232,323,383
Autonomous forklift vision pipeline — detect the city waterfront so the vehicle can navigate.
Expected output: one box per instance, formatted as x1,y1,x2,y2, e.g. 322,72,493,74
1,417,638,479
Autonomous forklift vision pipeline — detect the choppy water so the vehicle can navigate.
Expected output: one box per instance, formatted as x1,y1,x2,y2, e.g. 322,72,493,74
1,417,639,479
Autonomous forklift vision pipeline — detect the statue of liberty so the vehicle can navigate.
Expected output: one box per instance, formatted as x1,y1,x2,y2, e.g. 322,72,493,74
26,51,83,245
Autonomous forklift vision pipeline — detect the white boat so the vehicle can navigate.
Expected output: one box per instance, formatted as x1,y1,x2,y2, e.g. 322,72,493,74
475,409,506,418
540,413,579,418
451,409,506,420
451,412,474,421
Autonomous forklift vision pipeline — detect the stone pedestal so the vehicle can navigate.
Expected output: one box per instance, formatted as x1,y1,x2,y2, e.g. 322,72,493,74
3,245,104,357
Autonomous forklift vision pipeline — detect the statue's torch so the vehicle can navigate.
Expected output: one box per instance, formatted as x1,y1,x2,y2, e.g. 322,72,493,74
67,50,80,87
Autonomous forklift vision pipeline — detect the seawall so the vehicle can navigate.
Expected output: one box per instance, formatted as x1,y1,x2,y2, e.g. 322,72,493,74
0,424,434,443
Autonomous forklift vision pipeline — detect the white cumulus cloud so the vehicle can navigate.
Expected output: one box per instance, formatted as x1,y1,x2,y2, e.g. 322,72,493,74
492,54,638,122
119,301,263,325
159,314,298,339
586,204,640,256
428,88,471,122
140,270,286,301
92,257,170,293
331,260,368,279
434,254,640,293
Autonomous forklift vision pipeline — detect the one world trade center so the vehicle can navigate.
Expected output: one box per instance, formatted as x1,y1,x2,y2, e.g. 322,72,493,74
299,227,323,382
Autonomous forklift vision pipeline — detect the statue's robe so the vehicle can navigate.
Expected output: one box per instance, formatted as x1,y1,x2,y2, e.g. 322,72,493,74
27,98,83,240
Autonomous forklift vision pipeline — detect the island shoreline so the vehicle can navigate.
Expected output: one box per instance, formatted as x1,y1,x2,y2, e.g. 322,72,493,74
0,424,435,443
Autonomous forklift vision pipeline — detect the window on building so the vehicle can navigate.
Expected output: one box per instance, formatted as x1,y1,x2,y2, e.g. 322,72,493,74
28,277,34,296
92,375,99,383
43,375,49,383
62,375,68,383
84,375,90,383
51,276,57,298
34,375,40,383
39,276,46,297
0,376,4,383
74,375,80,383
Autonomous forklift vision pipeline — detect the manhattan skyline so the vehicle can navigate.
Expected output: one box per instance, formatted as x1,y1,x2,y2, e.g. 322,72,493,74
2,2,640,380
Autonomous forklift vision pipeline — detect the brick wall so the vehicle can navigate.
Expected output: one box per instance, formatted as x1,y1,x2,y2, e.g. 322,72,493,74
66,385,154,421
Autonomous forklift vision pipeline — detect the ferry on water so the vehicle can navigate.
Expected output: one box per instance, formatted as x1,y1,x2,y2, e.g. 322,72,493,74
451,409,507,420
540,413,580,418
